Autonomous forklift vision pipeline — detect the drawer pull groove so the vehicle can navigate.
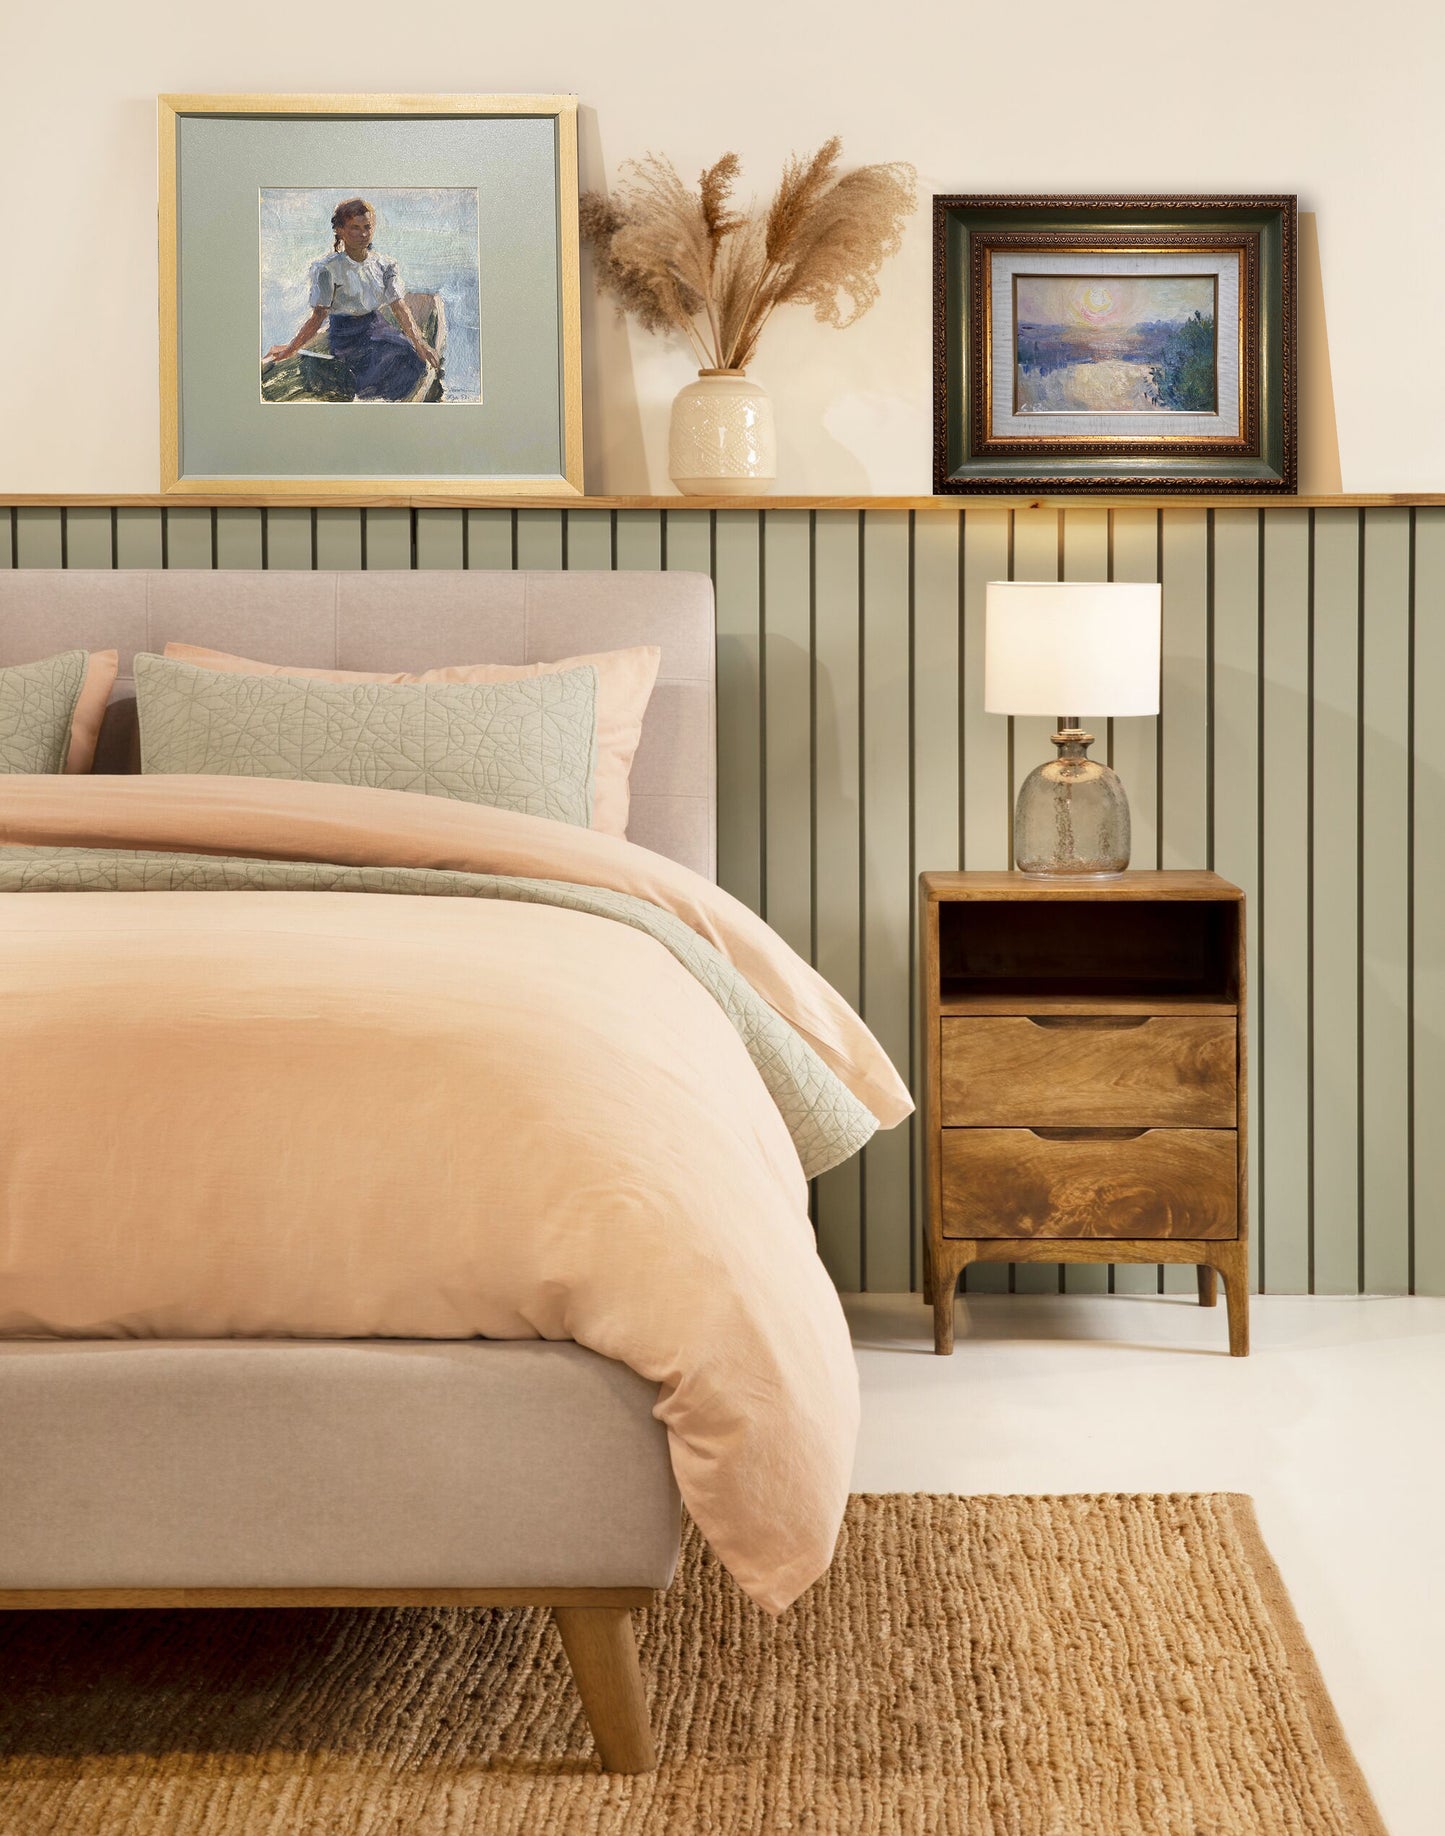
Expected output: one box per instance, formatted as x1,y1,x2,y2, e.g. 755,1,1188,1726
1028,1127,1149,1141
1025,1015,1151,1030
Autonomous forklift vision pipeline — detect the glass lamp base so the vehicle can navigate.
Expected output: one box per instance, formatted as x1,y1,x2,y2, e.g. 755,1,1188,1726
1013,726,1131,876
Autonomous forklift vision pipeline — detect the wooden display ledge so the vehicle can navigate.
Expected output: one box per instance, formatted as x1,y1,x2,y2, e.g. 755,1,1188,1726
4,493,1443,511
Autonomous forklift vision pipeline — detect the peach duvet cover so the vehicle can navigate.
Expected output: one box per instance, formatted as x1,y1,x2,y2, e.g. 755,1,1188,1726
0,777,912,1612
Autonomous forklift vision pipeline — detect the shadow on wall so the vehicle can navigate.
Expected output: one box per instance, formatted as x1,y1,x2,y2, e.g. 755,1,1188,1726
1298,210,1343,495
577,108,648,496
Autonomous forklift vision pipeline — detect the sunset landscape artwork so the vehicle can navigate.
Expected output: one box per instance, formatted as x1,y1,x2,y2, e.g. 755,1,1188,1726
1013,274,1218,414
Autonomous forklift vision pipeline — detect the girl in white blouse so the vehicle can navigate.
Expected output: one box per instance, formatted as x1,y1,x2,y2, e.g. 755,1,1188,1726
263,197,440,401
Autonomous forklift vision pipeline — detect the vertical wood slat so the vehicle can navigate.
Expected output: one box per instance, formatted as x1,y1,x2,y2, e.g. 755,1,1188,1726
957,507,1011,1296
663,508,719,906
1009,507,1061,856
911,512,962,1290
113,509,165,570
214,509,263,570
860,512,913,1291
712,512,763,915
315,508,363,571
364,509,411,570
514,510,563,570
1159,511,1210,869
413,511,464,571
1110,509,1162,869
661,509,712,576
614,511,662,572
761,511,813,961
9,494,1442,1301
1311,509,1363,1293
64,508,114,569
466,510,514,570
263,508,313,570
1260,511,1312,1295
166,508,213,569
565,510,612,571
1360,509,1412,1294
960,508,1011,875
14,508,65,568
811,511,863,1290
1212,510,1263,1293
1413,511,1444,1297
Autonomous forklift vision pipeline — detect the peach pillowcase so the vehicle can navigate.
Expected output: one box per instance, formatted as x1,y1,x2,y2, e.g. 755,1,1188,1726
162,642,662,838
66,650,119,774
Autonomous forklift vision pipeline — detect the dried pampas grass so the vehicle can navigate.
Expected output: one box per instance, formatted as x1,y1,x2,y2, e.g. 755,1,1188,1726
581,139,916,372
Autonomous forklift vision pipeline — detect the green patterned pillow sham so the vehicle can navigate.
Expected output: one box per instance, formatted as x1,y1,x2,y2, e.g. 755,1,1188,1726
0,649,88,774
134,653,599,825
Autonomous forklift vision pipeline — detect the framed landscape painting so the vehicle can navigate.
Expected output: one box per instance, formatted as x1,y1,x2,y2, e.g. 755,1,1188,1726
159,94,583,498
933,195,1296,494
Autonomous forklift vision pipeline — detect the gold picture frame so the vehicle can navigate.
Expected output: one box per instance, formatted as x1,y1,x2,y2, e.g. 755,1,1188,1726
158,94,583,499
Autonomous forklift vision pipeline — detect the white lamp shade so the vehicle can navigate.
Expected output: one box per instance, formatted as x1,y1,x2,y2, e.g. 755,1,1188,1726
984,580,1162,717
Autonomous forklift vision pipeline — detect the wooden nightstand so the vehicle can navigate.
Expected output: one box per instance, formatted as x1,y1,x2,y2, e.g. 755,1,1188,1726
920,871,1248,1358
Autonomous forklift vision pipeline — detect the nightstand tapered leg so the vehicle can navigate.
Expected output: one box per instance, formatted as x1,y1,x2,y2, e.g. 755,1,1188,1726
1213,1240,1250,1357
932,1273,954,1355
1196,1266,1218,1307
931,1242,971,1355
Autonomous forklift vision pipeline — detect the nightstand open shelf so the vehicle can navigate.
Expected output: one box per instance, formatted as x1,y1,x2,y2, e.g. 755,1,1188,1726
920,871,1248,1357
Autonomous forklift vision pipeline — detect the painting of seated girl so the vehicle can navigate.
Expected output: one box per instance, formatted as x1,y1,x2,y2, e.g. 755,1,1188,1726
260,189,482,405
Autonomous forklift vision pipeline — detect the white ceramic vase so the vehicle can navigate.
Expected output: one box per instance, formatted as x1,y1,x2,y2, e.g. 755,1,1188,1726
668,369,777,496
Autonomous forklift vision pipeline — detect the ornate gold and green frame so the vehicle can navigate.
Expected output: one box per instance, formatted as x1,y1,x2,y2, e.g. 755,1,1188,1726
158,94,583,499
933,195,1296,494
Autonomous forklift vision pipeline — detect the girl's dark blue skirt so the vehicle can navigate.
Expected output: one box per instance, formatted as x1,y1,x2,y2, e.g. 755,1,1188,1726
328,310,427,402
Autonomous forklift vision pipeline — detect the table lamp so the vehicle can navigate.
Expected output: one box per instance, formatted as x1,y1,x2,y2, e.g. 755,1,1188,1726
985,580,1162,876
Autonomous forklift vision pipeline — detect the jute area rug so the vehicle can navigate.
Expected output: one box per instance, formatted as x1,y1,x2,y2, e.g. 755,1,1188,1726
0,1494,1385,1836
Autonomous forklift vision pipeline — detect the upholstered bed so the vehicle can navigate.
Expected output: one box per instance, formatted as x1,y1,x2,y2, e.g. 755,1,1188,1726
0,568,909,1771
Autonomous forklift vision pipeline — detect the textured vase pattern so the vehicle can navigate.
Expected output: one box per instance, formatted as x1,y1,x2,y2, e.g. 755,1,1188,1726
1013,731,1131,876
669,372,777,496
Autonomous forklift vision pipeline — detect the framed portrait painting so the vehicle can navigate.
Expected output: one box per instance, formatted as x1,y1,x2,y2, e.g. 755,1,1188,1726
159,94,583,498
934,195,1296,494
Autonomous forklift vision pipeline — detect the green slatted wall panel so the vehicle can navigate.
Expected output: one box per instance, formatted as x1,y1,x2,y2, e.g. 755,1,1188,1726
811,511,863,1288
1260,510,1311,1296
3,500,1438,1297
910,511,962,1291
1361,510,1413,1295
1311,510,1363,1294
1414,512,1444,1297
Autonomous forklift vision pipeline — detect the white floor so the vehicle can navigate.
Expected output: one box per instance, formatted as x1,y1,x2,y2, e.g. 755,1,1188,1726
846,1290,1445,1836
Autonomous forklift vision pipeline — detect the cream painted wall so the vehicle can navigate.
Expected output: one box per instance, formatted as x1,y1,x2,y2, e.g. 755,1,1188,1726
4,0,1442,494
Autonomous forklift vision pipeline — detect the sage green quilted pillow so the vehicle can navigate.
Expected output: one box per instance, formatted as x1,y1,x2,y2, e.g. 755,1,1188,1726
0,650,88,774
134,653,599,825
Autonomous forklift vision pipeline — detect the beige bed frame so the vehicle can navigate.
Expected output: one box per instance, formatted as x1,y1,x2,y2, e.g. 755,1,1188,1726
0,566,718,1773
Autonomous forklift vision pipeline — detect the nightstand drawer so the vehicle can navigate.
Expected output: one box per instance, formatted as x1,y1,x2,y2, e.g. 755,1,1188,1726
940,1015,1236,1128
940,1127,1237,1240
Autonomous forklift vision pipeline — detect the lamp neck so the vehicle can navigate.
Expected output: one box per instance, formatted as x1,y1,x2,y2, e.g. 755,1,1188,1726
1051,719,1095,757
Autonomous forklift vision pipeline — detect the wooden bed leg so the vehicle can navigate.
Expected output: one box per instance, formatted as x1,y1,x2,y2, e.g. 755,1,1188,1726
553,1606,657,1773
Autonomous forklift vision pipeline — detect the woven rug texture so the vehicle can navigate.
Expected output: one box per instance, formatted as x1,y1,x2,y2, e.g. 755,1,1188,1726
0,1492,1385,1836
